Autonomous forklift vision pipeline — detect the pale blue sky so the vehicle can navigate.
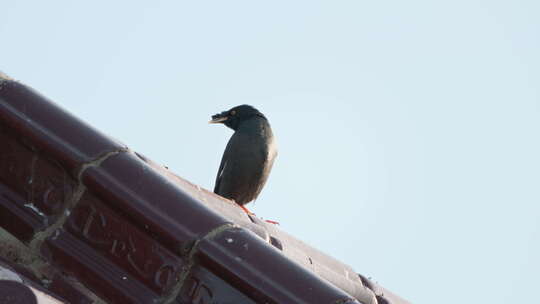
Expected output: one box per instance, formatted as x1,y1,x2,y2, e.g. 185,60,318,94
2,1,539,303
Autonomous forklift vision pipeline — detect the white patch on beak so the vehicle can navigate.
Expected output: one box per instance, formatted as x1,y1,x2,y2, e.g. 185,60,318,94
209,116,228,124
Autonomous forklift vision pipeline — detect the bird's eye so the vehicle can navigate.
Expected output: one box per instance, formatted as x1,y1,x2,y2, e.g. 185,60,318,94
230,110,236,115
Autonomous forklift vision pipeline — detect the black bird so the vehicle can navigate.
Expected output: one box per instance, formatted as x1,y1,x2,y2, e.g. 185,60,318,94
209,105,277,213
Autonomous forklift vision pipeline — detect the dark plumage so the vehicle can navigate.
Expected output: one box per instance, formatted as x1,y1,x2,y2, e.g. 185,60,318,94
210,105,277,206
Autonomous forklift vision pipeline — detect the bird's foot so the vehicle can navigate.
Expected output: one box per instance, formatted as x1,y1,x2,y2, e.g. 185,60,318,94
236,202,278,224
239,204,256,216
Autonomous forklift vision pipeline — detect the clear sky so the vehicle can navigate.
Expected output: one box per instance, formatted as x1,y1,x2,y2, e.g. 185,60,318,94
2,1,539,303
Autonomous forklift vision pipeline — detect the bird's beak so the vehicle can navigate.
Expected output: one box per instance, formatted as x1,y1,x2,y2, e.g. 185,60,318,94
209,114,228,124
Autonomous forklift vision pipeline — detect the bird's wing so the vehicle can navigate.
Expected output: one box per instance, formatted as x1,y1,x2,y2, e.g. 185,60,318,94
214,133,241,194
213,158,227,193
214,131,262,198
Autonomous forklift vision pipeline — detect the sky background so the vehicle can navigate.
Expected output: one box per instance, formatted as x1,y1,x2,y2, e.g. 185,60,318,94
1,1,539,303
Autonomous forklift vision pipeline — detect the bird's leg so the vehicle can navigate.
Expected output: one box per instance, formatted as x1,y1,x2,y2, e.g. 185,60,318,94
234,201,278,224
239,204,255,216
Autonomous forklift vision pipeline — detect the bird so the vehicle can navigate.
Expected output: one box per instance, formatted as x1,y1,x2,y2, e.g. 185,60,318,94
209,105,277,215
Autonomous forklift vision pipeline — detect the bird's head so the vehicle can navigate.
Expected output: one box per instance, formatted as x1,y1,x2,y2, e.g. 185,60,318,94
209,105,266,130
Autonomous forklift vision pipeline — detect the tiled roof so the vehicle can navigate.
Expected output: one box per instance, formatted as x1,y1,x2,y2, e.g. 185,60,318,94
0,73,410,304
